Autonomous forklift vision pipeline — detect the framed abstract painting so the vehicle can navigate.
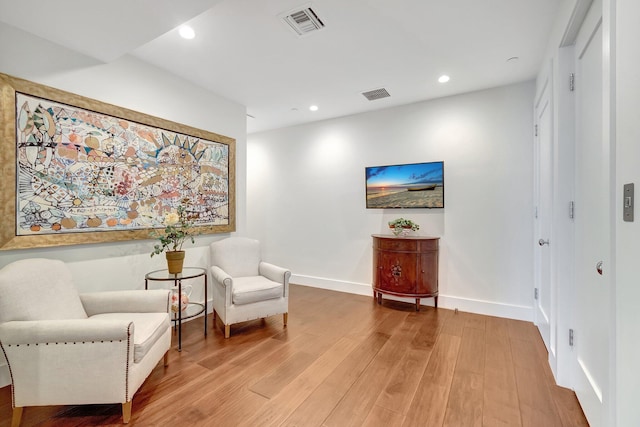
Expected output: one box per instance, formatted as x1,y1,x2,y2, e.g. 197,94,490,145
0,73,236,250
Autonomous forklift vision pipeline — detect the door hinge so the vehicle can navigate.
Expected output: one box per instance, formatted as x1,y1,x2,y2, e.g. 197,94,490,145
569,73,575,92
535,124,538,137
569,201,575,219
569,329,574,347
534,288,539,300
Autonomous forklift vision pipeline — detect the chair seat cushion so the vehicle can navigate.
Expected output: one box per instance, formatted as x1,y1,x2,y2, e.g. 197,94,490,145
89,312,169,363
232,276,283,305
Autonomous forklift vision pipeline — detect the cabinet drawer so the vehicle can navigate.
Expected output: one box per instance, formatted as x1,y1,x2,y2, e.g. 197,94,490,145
418,239,439,251
374,237,418,252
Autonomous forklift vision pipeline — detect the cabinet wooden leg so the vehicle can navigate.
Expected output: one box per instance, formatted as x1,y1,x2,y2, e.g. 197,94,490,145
415,298,420,311
283,312,288,326
224,324,230,339
377,292,382,304
435,296,438,308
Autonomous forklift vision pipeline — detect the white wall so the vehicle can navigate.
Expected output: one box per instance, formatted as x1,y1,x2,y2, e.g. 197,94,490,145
248,81,535,319
614,0,640,424
0,22,247,386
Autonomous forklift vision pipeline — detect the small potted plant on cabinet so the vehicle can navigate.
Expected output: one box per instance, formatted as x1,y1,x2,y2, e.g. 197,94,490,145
388,218,419,236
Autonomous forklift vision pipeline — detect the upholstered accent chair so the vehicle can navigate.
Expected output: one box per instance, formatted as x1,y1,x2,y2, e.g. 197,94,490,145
0,258,172,426
209,237,291,338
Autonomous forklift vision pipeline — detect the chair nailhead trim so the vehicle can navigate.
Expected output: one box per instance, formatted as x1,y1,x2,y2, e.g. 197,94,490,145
7,340,124,346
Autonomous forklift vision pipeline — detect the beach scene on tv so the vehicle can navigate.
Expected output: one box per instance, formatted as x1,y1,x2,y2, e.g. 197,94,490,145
366,162,444,208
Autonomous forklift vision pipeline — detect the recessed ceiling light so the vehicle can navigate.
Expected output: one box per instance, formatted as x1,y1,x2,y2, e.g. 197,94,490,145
438,75,450,83
179,25,195,40
309,105,319,111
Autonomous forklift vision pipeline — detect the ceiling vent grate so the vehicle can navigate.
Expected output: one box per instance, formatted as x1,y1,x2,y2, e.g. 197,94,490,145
362,88,391,101
281,7,325,36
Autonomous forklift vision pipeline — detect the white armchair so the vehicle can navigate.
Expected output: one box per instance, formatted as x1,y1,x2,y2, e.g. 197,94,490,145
0,258,171,426
209,237,291,338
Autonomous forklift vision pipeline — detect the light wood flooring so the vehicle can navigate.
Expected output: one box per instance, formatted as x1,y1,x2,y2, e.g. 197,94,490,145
0,284,588,426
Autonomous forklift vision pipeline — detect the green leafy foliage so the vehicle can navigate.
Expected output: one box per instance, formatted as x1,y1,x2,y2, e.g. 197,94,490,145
150,203,197,257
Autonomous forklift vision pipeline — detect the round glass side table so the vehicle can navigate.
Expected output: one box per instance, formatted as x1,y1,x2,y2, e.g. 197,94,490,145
145,267,207,351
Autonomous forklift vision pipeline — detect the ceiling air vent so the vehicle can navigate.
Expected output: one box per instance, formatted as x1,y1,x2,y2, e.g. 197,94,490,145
362,88,390,101
281,7,325,36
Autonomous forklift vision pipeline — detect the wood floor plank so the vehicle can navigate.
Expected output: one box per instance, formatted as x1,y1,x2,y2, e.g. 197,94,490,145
411,308,451,349
281,331,390,427
455,326,486,374
0,285,588,427
402,333,462,427
249,351,318,398
483,318,522,427
443,371,484,427
240,337,359,427
323,312,423,426
551,386,590,427
464,312,487,331
279,383,342,427
374,346,432,415
443,326,485,427
361,405,405,427
512,338,563,427
439,309,468,337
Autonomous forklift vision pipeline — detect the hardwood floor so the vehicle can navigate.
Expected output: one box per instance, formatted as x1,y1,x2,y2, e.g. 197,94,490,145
0,285,588,426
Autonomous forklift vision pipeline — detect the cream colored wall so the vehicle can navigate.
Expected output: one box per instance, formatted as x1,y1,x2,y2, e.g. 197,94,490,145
247,81,536,320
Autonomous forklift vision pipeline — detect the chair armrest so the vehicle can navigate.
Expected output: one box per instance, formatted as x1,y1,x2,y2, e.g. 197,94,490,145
210,266,232,287
80,290,170,316
0,319,132,345
259,262,291,284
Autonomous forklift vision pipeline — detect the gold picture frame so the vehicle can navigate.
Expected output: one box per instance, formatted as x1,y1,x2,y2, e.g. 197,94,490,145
0,73,236,250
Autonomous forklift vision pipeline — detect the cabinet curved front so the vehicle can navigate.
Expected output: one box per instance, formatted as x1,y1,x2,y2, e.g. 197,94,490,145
372,235,439,310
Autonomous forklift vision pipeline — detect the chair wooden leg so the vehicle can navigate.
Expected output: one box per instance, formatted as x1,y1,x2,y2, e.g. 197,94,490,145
163,351,169,367
122,401,132,424
283,312,288,326
224,324,230,339
11,407,23,427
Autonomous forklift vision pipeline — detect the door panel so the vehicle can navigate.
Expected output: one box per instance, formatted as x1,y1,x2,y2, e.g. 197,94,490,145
535,76,553,361
573,1,609,424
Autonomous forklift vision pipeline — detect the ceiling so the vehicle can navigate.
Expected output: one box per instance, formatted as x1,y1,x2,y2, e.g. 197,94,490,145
0,0,561,134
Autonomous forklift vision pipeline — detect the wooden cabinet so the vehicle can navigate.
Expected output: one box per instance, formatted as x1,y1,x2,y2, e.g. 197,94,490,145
372,234,439,310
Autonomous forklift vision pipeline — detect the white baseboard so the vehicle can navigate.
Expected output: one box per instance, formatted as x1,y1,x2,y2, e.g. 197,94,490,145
291,274,533,322
292,274,373,296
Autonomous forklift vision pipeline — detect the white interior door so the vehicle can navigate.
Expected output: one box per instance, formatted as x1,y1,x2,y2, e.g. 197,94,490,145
534,76,554,369
573,1,610,425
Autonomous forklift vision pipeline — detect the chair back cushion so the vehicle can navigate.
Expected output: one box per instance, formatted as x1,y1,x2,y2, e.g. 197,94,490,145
0,258,88,323
210,237,261,277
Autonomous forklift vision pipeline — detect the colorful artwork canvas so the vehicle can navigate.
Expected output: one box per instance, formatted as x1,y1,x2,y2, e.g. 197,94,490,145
0,73,236,250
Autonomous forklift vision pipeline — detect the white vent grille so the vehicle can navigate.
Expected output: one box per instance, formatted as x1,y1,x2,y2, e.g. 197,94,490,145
281,7,325,36
362,88,390,101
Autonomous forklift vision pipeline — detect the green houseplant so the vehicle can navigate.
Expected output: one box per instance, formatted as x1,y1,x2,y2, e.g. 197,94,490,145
388,218,419,236
151,202,197,273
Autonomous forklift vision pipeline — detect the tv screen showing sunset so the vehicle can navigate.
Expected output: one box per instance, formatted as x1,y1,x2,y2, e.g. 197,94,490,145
366,161,444,208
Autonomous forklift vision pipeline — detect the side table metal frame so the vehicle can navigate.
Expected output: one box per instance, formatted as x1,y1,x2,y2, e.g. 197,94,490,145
145,267,207,351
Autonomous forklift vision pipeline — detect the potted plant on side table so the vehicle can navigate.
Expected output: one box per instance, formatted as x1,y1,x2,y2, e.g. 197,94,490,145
151,201,197,274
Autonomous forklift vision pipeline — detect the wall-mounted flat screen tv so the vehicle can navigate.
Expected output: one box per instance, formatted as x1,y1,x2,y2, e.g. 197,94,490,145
366,161,444,209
